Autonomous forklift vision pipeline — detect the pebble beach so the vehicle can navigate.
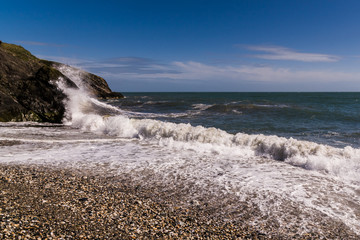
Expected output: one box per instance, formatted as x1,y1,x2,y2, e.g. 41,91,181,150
0,164,266,239
0,164,358,239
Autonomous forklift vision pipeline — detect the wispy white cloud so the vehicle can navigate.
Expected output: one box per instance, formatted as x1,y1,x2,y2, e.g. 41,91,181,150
39,55,360,86
37,55,91,66
93,59,360,84
17,41,65,47
245,45,341,62
77,57,179,75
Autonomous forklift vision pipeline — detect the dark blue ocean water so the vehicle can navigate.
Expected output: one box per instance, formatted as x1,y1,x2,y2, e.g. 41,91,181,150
113,92,360,148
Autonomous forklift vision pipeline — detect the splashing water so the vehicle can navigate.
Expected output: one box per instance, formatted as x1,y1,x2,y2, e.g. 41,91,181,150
1,65,359,236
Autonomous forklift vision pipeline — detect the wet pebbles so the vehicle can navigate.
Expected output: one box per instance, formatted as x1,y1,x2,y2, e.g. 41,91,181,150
0,164,358,239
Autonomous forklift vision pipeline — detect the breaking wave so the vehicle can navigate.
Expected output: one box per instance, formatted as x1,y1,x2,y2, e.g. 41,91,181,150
57,66,360,184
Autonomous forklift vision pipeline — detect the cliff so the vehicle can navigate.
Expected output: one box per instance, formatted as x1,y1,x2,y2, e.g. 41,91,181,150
0,42,123,122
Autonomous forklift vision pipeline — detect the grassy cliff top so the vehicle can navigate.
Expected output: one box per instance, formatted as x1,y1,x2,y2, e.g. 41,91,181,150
0,42,38,62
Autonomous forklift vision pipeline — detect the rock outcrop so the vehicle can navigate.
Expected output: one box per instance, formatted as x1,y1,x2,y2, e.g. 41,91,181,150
0,42,123,122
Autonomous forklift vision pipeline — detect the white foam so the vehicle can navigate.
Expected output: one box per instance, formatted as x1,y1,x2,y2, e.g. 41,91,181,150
55,66,360,183
62,107,360,183
0,137,131,144
1,125,359,234
192,103,213,111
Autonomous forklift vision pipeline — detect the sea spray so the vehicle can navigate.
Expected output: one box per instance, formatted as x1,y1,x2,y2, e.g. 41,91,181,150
56,65,360,184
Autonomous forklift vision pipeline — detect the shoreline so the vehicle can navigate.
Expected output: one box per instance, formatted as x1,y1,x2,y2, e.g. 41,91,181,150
0,164,358,239
0,164,265,239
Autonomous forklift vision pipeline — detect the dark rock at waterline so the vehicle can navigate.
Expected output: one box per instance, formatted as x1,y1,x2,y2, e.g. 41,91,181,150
0,42,123,122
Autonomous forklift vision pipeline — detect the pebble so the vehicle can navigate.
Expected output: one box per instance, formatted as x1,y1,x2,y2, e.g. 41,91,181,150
0,164,358,239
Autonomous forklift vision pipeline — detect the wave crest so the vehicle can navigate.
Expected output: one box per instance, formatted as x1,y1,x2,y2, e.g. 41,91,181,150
56,66,360,183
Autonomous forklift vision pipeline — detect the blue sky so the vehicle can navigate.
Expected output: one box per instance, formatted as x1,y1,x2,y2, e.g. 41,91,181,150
2,0,360,91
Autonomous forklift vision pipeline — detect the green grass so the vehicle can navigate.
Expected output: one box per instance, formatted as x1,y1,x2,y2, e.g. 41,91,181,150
1,42,38,61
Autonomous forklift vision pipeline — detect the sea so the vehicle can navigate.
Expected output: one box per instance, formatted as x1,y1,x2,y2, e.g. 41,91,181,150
1,66,360,236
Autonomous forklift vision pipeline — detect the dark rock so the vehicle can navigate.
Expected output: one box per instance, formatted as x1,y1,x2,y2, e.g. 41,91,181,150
0,42,123,123
78,197,88,202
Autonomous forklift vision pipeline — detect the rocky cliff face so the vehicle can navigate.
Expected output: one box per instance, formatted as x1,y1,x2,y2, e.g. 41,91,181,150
0,42,123,122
